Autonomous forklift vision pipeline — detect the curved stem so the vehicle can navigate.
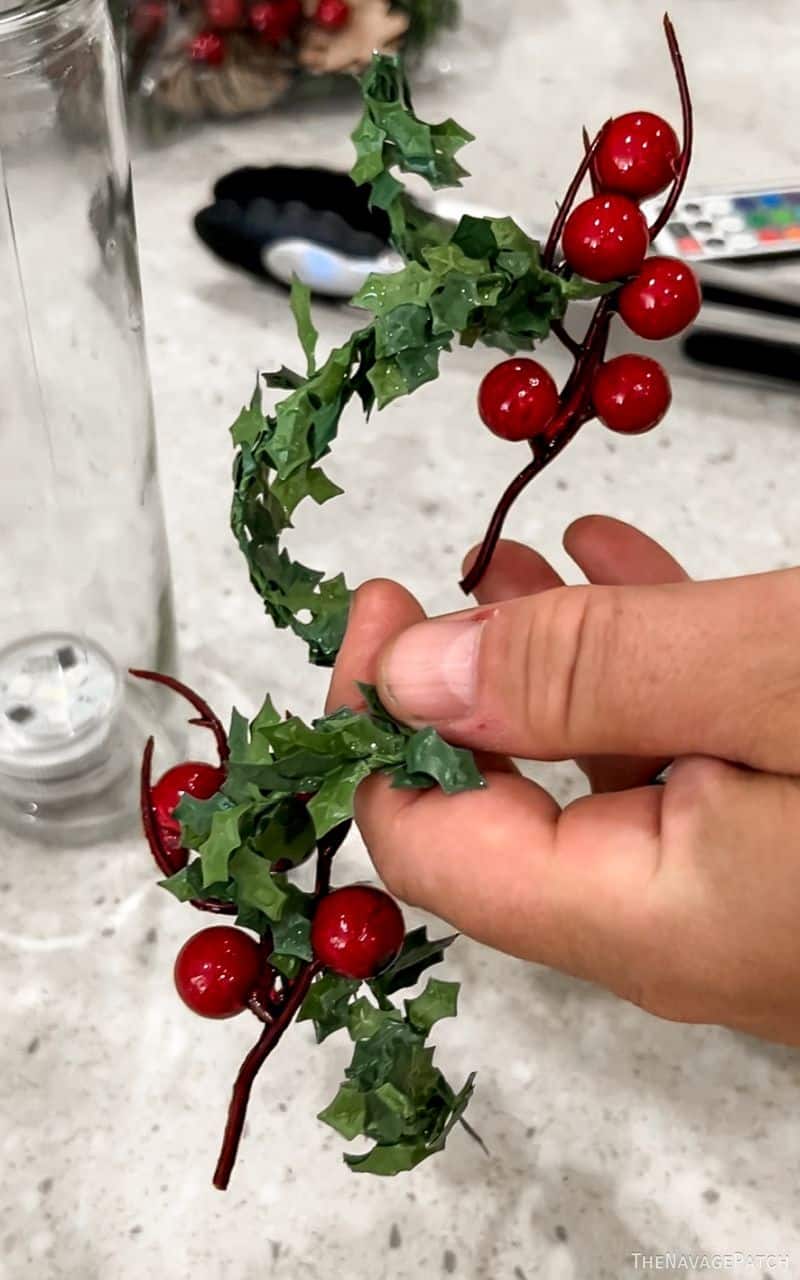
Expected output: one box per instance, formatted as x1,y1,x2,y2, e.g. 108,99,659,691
542,125,606,270
315,821,350,897
213,962,320,1190
461,301,613,596
140,736,177,878
129,668,230,765
550,319,581,358
582,126,601,195
648,15,693,240
139,735,237,916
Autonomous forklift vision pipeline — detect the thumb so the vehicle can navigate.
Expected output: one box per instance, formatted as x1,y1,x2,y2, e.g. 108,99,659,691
376,568,800,775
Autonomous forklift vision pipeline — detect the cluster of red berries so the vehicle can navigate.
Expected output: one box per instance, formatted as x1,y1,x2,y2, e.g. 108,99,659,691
151,762,404,1019
478,111,701,442
132,0,351,68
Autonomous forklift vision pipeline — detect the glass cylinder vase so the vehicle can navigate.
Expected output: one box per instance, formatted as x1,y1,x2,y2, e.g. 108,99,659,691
0,0,177,842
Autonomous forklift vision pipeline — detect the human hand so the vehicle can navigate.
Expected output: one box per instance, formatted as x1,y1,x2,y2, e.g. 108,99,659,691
327,516,800,1046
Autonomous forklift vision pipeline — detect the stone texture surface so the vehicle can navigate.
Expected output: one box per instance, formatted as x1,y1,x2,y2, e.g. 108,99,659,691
3,2,800,1277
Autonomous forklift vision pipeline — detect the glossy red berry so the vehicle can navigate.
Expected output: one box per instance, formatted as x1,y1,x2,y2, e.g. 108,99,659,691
189,29,226,65
562,194,650,282
478,358,560,442
174,926,262,1019
311,886,405,979
618,256,702,341
152,761,226,867
592,354,671,435
315,0,350,28
594,112,680,200
205,0,245,28
249,0,300,43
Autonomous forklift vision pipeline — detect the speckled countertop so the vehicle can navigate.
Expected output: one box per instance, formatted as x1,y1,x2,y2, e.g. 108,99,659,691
3,1,800,1277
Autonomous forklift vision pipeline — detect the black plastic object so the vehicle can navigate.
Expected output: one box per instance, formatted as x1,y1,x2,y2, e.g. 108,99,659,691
194,165,392,285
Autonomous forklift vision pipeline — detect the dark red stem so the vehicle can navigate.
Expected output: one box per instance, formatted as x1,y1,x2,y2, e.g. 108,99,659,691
129,668,230,766
542,124,606,270
139,732,236,916
213,961,319,1190
648,13,693,239
582,126,601,195
140,736,177,878
550,319,581,358
461,303,613,595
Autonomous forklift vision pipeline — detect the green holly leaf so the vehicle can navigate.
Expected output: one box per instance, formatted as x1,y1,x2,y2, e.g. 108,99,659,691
270,954,303,979
228,846,288,919
562,275,619,300
159,857,238,905
235,902,272,936
350,113,387,185
298,971,360,1042
401,727,486,794
405,978,459,1033
346,1020,421,1092
252,799,317,867
307,760,374,837
230,399,266,448
364,1081,417,1144
351,261,436,316
262,365,304,391
343,1140,429,1176
158,860,203,902
370,926,458,998
174,790,234,850
198,803,250,888
348,997,403,1041
318,1082,368,1140
269,901,313,963
290,276,318,376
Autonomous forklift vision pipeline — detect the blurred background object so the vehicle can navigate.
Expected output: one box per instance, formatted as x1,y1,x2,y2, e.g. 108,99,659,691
0,0,177,843
108,0,501,139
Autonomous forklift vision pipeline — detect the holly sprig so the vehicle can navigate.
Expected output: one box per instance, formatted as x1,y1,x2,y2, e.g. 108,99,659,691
136,667,485,1186
231,53,609,667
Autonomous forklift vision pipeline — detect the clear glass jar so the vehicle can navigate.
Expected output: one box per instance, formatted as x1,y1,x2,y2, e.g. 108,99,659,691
0,0,177,842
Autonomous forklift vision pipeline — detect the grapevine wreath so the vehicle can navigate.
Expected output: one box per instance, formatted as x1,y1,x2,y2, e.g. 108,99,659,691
135,15,696,1189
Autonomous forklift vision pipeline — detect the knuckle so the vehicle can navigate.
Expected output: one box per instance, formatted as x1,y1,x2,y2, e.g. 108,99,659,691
526,586,621,751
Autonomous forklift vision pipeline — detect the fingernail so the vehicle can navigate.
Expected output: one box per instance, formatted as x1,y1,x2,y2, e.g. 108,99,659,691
380,618,484,723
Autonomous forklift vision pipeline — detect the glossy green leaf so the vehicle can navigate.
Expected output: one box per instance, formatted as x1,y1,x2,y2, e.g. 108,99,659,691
290,276,319,376
370,926,458,998
198,804,250,888
318,1082,368,1140
405,978,459,1033
298,971,360,1042
402,727,486,794
228,846,288,919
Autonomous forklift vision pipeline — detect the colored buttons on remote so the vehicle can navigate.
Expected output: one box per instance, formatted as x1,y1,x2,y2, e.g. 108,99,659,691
656,188,800,260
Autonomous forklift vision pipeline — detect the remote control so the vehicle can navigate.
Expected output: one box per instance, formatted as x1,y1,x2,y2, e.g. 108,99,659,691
646,185,800,262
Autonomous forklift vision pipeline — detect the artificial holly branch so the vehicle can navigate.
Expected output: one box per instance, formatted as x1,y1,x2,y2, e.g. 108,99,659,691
136,13,696,1189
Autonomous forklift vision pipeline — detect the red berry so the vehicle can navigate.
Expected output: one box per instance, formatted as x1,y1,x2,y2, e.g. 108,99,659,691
617,256,701,341
249,0,300,43
130,0,167,38
478,358,560,442
174,926,262,1019
594,112,680,200
562,194,650,283
311,886,405,979
189,29,226,65
592,354,671,435
152,760,226,868
315,0,350,29
205,0,245,28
